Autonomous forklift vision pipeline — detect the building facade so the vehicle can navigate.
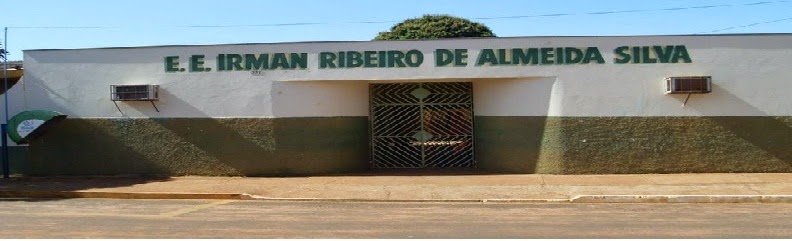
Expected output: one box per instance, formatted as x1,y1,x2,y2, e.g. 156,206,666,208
5,34,792,175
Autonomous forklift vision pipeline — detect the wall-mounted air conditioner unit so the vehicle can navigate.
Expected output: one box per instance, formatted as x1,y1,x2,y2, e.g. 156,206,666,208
665,76,711,94
110,84,161,112
111,85,159,101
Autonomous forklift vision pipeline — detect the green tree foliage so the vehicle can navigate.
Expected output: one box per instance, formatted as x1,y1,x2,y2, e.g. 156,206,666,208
375,14,496,40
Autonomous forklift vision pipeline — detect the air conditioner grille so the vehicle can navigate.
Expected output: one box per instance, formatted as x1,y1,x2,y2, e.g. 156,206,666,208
665,76,711,94
111,85,159,101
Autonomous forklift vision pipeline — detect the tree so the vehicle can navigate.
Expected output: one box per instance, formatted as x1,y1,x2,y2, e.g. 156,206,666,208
374,14,496,40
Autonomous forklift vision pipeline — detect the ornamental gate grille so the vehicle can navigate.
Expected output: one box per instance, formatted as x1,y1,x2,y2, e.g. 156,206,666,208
370,82,474,168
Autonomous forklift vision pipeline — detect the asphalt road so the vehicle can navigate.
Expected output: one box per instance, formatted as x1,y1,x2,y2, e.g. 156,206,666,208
0,198,790,238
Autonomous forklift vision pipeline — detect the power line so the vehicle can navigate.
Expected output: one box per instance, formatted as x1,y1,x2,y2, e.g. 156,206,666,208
5,0,789,29
467,1,786,20
9,26,109,29
181,22,325,28
696,16,792,34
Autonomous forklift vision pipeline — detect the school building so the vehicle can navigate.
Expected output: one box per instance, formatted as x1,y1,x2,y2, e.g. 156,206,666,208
3,33,791,175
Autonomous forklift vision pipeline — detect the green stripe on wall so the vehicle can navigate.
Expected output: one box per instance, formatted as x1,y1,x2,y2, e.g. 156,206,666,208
23,117,370,176
7,146,28,175
475,116,792,173
16,116,792,176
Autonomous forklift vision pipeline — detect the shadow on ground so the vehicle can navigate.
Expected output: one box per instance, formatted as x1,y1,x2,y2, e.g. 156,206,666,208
291,168,519,177
0,175,172,202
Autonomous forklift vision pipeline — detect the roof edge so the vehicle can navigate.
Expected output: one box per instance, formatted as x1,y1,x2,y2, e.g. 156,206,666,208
23,33,792,53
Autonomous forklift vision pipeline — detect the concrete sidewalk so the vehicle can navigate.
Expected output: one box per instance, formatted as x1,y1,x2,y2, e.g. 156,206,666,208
1,173,791,203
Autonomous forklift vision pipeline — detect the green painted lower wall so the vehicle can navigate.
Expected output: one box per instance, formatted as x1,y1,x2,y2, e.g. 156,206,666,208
6,146,28,174
15,116,792,176
475,116,792,173
22,117,370,176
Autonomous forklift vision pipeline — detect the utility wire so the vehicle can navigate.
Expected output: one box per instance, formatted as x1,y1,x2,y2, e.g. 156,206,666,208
696,16,792,34
8,26,108,29
470,1,787,20
182,22,325,28
5,0,789,29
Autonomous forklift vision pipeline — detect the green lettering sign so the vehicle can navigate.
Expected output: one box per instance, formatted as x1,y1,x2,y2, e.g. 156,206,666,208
476,49,498,66
435,49,454,67
614,45,691,64
388,51,406,67
245,54,269,70
363,51,378,68
453,49,468,66
404,50,423,67
654,46,675,63
540,48,554,65
226,54,244,71
165,56,180,72
582,47,605,64
319,52,336,68
346,51,363,68
166,44,693,72
670,45,692,63
190,55,207,72
512,48,539,65
564,48,583,64
613,46,630,64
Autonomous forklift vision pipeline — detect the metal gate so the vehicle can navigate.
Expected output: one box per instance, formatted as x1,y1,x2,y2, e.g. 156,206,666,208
370,82,474,168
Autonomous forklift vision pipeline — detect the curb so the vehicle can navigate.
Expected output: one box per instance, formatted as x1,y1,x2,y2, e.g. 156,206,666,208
570,195,792,203
0,191,245,200
3,191,791,203
242,195,571,203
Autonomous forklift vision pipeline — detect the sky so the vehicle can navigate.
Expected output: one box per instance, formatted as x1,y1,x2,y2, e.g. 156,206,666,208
1,0,790,61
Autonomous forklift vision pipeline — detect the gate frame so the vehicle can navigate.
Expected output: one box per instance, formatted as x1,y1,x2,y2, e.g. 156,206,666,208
368,81,476,169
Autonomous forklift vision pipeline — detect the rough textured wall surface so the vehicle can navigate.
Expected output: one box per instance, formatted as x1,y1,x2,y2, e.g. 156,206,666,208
7,146,28,174
24,117,370,176
19,116,792,176
475,116,792,174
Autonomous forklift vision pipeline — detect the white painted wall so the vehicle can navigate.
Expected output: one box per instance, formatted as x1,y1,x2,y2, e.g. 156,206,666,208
7,34,792,119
